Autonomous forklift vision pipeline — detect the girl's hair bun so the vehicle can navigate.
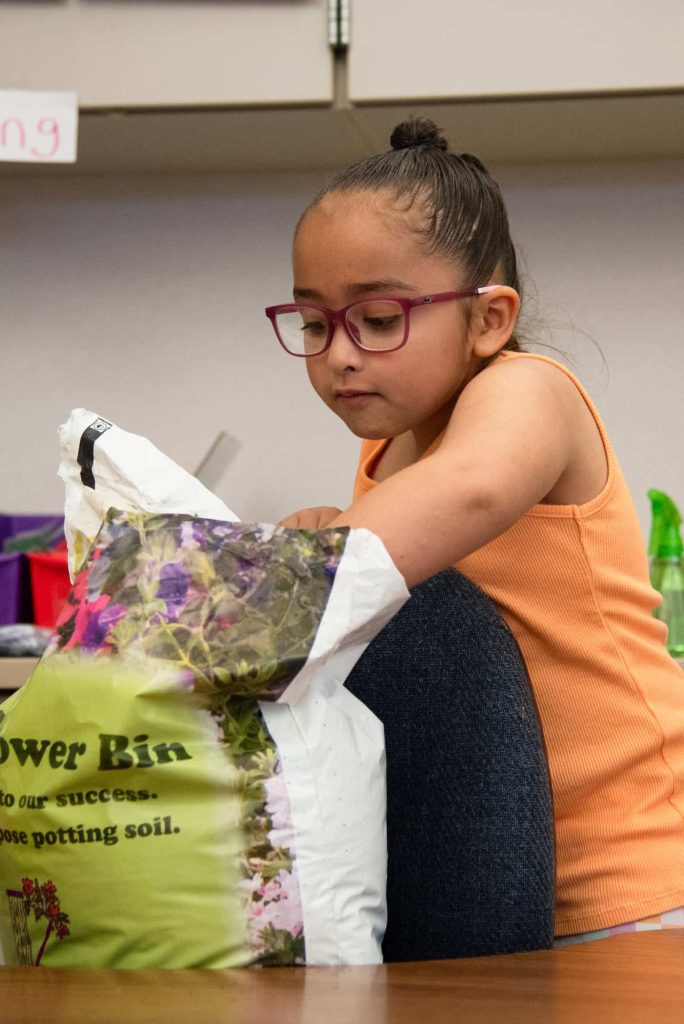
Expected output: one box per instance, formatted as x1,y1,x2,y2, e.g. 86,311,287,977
390,116,448,152
460,152,490,175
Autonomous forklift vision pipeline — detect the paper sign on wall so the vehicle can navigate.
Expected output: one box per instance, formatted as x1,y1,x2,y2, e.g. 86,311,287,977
0,90,78,163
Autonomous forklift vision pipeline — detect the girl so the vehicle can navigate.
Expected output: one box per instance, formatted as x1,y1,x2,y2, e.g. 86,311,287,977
266,117,684,945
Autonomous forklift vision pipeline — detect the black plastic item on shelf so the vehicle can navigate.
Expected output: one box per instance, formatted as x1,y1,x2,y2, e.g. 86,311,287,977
0,624,53,658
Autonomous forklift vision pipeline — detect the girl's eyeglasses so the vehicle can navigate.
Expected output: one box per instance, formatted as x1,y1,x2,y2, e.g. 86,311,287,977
265,286,499,358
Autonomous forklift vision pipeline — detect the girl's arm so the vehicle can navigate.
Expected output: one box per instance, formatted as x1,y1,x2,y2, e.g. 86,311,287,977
326,357,604,589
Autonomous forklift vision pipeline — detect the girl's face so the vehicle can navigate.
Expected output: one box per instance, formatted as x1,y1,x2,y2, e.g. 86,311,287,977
292,190,483,446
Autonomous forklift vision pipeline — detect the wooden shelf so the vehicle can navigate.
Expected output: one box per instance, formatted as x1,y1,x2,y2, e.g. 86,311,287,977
0,657,39,691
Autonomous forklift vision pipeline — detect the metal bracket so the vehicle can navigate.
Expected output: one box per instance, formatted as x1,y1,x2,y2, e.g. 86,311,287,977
328,0,350,51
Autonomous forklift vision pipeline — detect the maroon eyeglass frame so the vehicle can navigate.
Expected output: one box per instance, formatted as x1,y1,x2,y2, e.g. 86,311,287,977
265,286,499,357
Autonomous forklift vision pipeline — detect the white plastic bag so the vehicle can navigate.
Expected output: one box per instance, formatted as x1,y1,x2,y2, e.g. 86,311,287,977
57,408,239,579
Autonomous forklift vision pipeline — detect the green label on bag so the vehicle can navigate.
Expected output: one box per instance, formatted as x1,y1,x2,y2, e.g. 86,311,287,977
0,657,249,968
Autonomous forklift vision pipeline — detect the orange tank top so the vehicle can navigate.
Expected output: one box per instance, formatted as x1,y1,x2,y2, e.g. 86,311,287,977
353,351,684,936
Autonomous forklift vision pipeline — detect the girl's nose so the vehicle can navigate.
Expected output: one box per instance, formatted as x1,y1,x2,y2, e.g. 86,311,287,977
326,320,364,371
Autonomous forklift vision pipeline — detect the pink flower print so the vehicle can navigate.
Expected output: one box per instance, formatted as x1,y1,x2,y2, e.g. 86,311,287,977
260,870,304,939
264,762,296,850
246,865,304,949
272,869,304,938
241,872,265,896
64,593,111,650
54,564,90,632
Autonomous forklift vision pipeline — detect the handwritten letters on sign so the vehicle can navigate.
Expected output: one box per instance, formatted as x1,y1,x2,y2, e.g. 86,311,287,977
0,91,78,163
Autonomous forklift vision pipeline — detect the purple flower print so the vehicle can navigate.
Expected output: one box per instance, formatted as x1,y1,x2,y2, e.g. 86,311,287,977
156,562,190,619
323,560,338,584
81,601,127,651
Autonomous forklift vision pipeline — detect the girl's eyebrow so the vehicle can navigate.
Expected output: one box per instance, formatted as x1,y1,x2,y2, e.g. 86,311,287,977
350,279,415,296
293,279,415,301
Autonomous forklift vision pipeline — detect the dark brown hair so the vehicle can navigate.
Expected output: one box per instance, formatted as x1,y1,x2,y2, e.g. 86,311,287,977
306,115,523,351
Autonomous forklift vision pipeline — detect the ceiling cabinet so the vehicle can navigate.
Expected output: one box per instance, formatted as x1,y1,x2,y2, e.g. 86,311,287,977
0,0,333,108
348,0,684,103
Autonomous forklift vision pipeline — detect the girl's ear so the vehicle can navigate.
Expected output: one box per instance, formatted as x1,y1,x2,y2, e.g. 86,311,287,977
471,286,521,359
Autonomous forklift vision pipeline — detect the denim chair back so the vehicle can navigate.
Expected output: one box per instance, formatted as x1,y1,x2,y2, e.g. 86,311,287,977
346,569,555,961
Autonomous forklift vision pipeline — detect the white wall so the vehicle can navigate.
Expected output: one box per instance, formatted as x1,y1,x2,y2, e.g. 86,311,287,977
1,160,682,539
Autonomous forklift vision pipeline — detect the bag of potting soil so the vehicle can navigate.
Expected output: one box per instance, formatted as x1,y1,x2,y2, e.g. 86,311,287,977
0,414,408,969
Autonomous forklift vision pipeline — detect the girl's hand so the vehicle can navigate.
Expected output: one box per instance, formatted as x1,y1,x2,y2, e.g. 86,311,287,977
279,506,343,529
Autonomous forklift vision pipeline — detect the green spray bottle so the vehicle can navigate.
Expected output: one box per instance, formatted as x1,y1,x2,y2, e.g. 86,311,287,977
648,489,684,657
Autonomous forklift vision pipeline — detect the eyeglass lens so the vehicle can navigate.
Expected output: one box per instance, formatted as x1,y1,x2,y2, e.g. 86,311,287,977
276,300,406,355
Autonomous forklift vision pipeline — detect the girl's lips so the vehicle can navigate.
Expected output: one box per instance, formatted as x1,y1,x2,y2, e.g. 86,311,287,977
335,390,377,399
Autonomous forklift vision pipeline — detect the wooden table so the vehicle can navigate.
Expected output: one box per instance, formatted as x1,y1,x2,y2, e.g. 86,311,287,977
1,931,683,1024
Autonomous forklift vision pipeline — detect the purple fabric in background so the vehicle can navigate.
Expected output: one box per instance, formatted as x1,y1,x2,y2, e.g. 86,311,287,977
0,514,64,625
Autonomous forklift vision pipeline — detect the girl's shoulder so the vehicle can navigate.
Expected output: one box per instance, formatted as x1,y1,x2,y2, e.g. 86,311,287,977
482,349,595,409
491,349,577,378
477,350,613,509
